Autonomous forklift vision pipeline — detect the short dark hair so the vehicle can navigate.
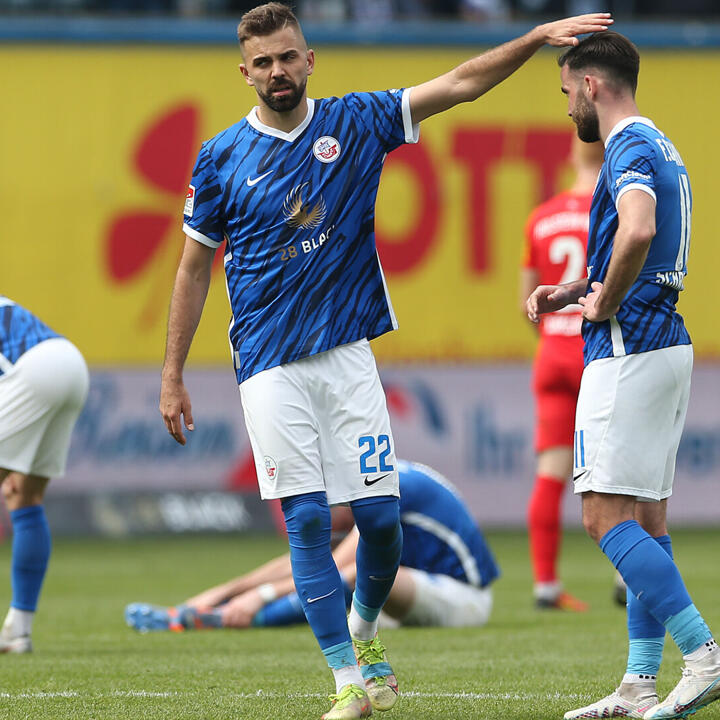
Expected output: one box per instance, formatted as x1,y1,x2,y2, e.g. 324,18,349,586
557,31,640,95
237,2,301,46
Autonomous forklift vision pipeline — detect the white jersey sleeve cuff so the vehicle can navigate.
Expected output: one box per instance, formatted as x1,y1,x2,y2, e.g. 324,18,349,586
402,88,420,145
616,183,657,208
183,223,222,248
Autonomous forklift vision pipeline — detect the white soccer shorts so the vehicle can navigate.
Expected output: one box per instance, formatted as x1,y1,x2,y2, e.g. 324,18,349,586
0,338,89,478
402,569,493,627
239,339,400,504
573,344,693,501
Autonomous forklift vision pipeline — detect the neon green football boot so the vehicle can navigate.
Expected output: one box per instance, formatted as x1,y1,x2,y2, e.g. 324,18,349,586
352,635,399,711
321,683,372,720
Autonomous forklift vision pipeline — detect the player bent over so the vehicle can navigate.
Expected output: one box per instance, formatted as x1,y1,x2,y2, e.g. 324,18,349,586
0,296,88,653
159,4,611,718
528,31,720,720
125,460,500,634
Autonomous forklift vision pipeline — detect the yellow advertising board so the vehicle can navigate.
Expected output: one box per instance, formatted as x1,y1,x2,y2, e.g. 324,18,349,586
1,46,717,363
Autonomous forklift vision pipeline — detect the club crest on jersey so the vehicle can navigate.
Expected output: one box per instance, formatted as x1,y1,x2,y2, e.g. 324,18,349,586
264,456,278,480
184,185,195,217
313,136,341,164
283,182,327,230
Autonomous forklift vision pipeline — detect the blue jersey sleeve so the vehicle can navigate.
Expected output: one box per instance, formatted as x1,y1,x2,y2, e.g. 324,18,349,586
182,143,225,248
343,89,418,153
606,132,657,207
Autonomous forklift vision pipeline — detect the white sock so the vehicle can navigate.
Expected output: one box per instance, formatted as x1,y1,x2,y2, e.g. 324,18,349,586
348,602,377,642
685,639,719,668
534,581,562,601
332,664,364,693
620,673,657,699
3,607,34,638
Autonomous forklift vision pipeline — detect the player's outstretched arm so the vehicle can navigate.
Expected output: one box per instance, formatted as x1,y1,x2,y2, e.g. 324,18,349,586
409,13,612,125
160,236,214,445
526,278,587,323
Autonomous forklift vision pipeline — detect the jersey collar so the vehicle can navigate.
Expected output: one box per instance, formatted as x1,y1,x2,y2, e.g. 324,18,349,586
246,98,315,142
604,115,657,147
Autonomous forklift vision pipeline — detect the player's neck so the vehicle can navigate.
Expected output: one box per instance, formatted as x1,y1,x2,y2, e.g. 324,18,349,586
571,167,602,194
599,101,642,145
255,97,310,134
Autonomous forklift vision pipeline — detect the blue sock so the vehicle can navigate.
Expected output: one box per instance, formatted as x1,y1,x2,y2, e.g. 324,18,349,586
350,496,402,620
601,521,711,656
10,505,51,612
626,534,673,676
281,492,350,654
253,593,306,627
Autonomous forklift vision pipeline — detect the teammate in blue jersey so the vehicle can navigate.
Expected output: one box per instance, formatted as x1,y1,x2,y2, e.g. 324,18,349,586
159,4,611,718
124,460,499,633
0,296,88,654
526,31,720,720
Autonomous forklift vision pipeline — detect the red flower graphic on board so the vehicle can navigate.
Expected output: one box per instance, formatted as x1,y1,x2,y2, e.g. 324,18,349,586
105,103,223,329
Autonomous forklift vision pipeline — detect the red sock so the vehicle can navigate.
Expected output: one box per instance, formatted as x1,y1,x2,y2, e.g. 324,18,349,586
528,475,566,584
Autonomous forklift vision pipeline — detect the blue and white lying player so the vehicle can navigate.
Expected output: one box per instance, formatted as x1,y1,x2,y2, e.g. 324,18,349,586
0,296,88,654
528,30,720,720
158,3,610,718
125,460,499,633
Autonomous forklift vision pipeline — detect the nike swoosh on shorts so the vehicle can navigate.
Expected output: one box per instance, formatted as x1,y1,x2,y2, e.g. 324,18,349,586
364,473,390,486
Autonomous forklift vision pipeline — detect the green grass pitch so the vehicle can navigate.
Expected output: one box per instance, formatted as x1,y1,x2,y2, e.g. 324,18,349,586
1,528,719,720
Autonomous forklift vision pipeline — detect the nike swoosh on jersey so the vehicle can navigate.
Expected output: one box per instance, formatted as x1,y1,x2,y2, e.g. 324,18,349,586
246,170,274,187
306,588,337,604
364,473,391,486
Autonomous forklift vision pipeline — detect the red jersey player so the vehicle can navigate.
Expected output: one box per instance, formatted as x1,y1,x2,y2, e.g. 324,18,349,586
520,138,604,611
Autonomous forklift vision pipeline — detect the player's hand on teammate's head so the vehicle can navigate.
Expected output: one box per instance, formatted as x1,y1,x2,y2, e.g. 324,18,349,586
538,13,613,47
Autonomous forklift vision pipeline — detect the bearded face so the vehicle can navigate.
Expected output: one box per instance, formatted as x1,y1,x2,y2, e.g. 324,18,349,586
571,82,601,143
257,76,307,113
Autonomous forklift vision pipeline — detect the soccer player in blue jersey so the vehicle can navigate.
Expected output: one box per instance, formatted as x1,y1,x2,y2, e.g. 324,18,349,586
0,296,88,654
526,31,720,720
159,4,611,718
125,460,499,633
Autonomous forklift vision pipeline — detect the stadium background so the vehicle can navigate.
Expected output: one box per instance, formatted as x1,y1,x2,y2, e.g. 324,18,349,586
1,13,718,534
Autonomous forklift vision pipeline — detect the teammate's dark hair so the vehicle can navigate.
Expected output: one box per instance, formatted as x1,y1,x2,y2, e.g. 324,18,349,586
557,31,640,95
237,2,301,46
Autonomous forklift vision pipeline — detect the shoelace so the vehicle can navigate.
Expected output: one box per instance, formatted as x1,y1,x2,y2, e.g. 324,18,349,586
328,684,366,709
355,638,386,665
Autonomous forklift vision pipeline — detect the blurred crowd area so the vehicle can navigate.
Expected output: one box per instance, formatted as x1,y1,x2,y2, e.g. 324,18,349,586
0,0,718,21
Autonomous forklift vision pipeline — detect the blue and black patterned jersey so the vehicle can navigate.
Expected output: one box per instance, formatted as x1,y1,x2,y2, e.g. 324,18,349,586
583,117,692,364
183,90,418,384
397,460,500,588
0,296,60,376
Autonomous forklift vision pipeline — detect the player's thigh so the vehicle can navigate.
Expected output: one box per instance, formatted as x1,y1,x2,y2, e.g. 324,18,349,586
0,339,86,476
574,346,691,500
313,340,399,505
26,340,89,478
239,362,324,500
401,569,493,628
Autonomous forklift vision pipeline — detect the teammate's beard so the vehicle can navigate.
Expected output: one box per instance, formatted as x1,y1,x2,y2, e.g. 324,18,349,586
258,77,307,113
573,92,601,143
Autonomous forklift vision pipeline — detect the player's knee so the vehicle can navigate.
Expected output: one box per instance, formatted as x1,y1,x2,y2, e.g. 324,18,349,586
582,513,605,544
352,497,400,544
282,493,331,544
1,476,43,510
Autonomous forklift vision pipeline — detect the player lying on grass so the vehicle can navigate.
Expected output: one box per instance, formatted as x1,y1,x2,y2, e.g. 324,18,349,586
125,460,499,632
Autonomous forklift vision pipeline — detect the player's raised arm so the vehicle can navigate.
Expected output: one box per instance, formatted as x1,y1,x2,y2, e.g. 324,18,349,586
409,13,612,125
160,236,215,445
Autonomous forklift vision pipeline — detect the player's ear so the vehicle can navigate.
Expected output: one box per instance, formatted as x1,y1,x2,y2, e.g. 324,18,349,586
239,63,255,87
583,74,596,99
306,48,315,77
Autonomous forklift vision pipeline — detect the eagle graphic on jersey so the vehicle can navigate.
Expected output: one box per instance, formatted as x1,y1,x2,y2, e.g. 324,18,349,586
283,183,327,230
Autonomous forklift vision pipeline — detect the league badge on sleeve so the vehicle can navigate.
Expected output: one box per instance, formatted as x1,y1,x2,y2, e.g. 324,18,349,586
313,136,341,164
184,185,196,217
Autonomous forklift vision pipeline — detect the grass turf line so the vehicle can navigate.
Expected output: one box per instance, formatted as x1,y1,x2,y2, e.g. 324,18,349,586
0,528,718,720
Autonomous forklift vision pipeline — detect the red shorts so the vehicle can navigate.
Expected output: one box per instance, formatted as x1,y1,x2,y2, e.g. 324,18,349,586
532,336,585,452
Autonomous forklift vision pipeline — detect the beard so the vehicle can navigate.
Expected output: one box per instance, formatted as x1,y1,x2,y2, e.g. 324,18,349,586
573,93,601,143
258,77,307,113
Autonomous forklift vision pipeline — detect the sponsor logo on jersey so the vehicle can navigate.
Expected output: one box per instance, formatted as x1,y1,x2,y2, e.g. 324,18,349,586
283,182,327,229
264,456,278,480
312,135,341,163
184,185,195,217
615,170,651,188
